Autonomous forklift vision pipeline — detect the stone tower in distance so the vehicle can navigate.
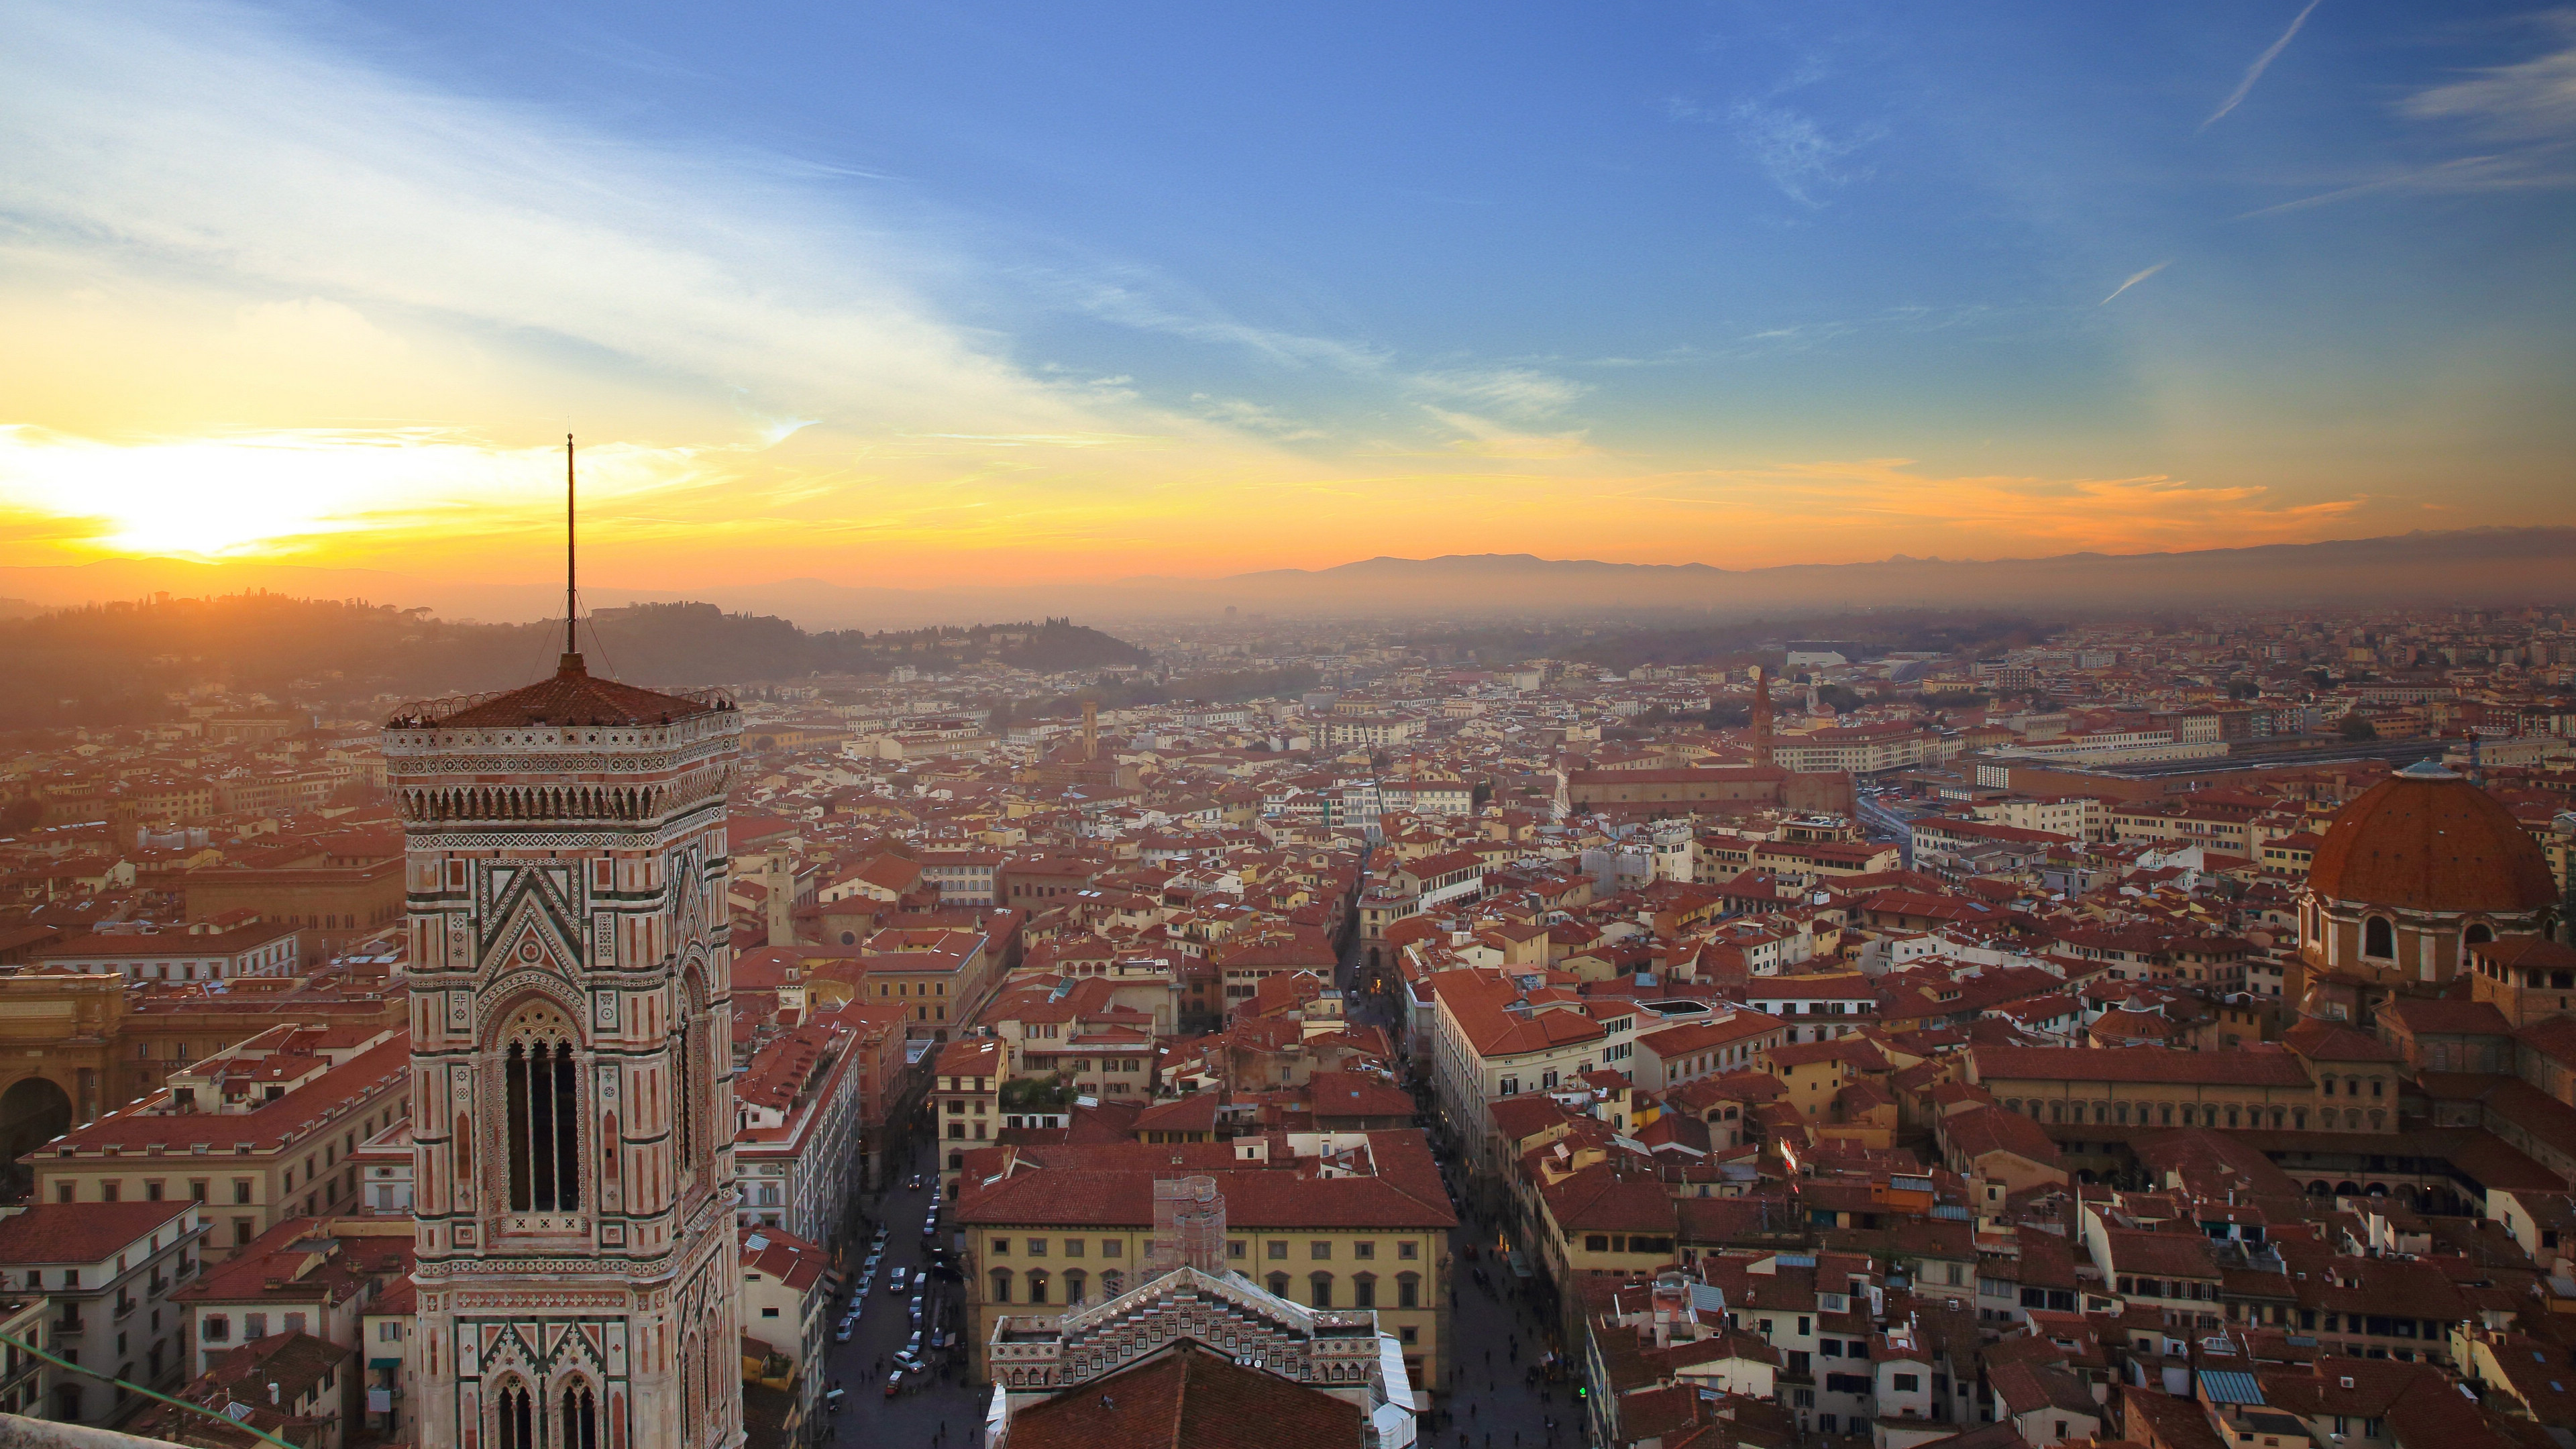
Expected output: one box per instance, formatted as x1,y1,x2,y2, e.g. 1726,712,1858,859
386,636,745,1449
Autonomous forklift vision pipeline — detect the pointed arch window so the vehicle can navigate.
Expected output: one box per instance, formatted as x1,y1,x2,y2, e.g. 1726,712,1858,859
674,1016,697,1175
495,1384,534,1449
506,1040,580,1213
561,1384,597,1449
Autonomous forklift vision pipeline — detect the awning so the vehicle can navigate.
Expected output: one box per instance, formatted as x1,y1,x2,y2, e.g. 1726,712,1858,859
368,1358,402,1370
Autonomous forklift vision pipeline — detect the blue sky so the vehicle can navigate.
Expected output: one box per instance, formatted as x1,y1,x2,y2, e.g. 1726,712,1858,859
0,0,2568,583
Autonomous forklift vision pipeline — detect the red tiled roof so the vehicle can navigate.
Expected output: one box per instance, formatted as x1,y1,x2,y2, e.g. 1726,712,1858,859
957,1132,1454,1231
0,1201,196,1263
47,1033,411,1152
1970,1045,2312,1087
1941,1105,2062,1167
417,658,727,728
1002,1342,1363,1449
2307,767,2555,914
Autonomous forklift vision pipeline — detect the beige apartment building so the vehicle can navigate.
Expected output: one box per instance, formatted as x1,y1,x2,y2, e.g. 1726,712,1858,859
28,1026,411,1260
953,1132,1457,1402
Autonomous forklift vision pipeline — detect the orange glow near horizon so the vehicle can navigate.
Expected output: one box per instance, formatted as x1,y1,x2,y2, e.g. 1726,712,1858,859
0,421,2532,593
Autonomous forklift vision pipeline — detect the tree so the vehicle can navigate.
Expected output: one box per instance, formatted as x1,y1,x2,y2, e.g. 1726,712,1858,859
2339,713,2378,741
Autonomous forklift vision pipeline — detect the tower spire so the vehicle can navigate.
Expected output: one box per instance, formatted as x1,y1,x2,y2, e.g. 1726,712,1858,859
564,433,582,673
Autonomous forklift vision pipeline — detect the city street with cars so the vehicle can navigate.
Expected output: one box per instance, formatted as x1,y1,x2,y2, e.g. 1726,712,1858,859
823,1138,984,1445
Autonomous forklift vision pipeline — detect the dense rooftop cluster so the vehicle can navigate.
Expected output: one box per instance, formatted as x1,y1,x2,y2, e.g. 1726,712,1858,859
3,598,2575,1449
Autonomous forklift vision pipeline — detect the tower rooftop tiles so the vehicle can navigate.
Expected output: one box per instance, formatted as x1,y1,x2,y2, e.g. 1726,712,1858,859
390,655,734,730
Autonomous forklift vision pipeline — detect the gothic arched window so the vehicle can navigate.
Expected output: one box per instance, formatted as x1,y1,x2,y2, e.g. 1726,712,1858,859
676,972,708,1178
495,1383,534,1449
505,1038,580,1214
561,1385,597,1449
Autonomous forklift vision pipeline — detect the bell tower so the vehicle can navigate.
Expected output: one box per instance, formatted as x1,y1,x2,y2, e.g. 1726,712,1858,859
387,441,747,1449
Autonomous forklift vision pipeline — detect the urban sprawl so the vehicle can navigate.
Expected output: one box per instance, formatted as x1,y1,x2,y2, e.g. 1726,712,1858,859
1,602,2574,1449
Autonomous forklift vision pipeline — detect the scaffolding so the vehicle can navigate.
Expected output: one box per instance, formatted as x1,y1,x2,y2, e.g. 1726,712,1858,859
1144,1175,1226,1275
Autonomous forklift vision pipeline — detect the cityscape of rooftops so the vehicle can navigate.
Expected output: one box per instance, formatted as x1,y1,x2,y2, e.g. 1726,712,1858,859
0,5,2573,1449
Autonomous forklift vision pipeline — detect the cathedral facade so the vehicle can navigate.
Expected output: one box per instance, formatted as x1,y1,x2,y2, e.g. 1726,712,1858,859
386,655,746,1449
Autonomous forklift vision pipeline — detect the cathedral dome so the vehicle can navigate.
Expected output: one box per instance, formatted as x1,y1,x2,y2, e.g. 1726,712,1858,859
2305,759,2554,914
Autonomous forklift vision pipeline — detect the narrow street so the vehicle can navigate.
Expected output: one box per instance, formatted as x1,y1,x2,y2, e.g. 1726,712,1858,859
1338,908,1583,1448
825,1131,986,1446
1434,1211,1585,1449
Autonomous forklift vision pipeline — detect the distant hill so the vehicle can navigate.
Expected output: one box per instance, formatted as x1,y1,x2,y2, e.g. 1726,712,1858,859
1189,528,2576,616
0,527,2567,628
0,596,1149,729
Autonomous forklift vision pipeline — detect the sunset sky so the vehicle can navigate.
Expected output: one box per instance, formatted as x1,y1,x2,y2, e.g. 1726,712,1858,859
3,0,2571,592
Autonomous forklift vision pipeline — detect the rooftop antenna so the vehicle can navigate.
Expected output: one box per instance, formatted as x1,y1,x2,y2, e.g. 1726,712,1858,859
563,433,582,672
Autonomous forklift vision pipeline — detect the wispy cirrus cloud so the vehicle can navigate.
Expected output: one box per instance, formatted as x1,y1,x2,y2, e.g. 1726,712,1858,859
0,0,1140,442
1662,87,1875,207
1726,99,1873,205
1056,268,1595,445
1189,394,1324,441
2202,0,2324,130
2100,261,2172,305
2400,13,2576,140
1409,367,1591,420
2238,18,2576,218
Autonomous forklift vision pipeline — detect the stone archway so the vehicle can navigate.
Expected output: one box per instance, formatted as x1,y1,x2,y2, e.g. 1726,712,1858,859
1,1075,74,1199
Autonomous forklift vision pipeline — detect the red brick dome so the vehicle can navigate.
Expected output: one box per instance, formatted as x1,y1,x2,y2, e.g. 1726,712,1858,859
2305,761,2555,914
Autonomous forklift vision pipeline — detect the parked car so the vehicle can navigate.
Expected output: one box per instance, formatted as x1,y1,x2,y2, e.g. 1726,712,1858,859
833,1322,855,1344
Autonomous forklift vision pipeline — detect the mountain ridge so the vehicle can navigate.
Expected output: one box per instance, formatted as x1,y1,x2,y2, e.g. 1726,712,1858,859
0,525,2567,629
